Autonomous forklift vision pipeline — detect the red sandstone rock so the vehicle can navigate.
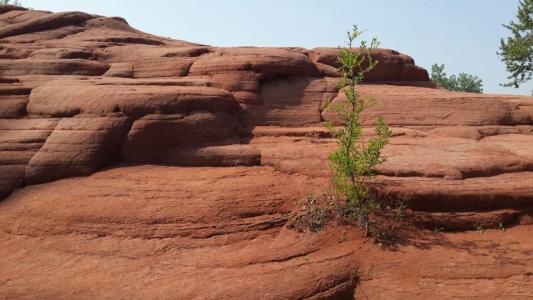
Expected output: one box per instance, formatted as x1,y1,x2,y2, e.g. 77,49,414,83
25,115,131,184
310,47,430,81
242,76,338,126
0,59,110,76
124,112,238,147
121,112,247,165
0,6,532,299
0,5,26,15
28,83,238,117
0,118,57,197
0,11,94,39
189,47,320,78
323,84,532,126
0,80,31,118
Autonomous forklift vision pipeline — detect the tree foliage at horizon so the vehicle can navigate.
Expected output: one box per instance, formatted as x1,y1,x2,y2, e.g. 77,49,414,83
326,25,391,236
0,0,21,6
431,64,484,93
499,0,533,88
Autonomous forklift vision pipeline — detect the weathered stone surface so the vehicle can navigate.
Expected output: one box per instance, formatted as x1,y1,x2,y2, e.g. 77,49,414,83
354,225,533,299
189,47,320,78
0,44,33,59
0,81,31,118
310,47,430,81
323,84,532,126
124,144,261,166
1,166,532,299
0,118,58,197
0,4,27,15
0,11,93,39
0,165,24,199
25,116,131,184
242,76,338,126
0,166,360,299
0,95,28,118
1,6,533,299
0,59,109,76
102,62,134,77
28,83,238,117
28,48,95,59
250,126,533,211
97,45,211,62
124,112,238,147
121,112,246,165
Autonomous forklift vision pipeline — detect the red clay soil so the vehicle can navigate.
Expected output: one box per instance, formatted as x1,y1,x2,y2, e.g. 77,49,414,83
0,5,532,299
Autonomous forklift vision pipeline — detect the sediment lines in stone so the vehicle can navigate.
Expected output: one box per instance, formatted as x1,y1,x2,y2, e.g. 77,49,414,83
1,6,533,299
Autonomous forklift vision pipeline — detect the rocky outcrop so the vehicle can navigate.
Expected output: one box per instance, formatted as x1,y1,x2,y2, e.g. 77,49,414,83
0,6,532,299
0,11,94,39
0,6,436,190
310,47,430,82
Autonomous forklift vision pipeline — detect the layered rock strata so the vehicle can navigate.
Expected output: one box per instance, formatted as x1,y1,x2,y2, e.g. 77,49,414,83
1,6,532,299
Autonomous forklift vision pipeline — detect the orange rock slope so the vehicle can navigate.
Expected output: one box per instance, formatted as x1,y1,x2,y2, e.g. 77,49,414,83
0,5,532,299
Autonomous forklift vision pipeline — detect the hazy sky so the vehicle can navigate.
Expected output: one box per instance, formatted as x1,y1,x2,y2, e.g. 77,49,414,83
23,0,533,95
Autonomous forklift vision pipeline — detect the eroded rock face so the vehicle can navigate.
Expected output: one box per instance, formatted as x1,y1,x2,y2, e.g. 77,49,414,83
310,47,430,81
1,6,533,299
24,115,131,184
0,6,437,191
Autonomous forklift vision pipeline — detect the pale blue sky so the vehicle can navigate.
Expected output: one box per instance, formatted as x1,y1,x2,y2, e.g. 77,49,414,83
23,0,533,95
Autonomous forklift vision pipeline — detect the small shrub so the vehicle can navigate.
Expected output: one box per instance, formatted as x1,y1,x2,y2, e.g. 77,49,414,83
368,197,408,246
326,25,392,236
291,26,406,241
291,191,408,244
290,192,336,232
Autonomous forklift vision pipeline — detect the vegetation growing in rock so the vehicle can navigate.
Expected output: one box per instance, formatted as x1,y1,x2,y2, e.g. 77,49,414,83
290,192,335,232
431,63,483,93
290,27,400,238
0,0,21,5
499,0,533,88
327,25,392,236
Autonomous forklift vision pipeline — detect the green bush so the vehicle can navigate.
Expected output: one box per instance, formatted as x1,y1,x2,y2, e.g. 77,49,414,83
290,192,335,233
327,25,392,236
431,63,483,93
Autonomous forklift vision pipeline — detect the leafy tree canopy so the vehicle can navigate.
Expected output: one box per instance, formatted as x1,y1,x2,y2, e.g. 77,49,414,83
431,64,483,93
499,0,533,88
0,0,21,5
